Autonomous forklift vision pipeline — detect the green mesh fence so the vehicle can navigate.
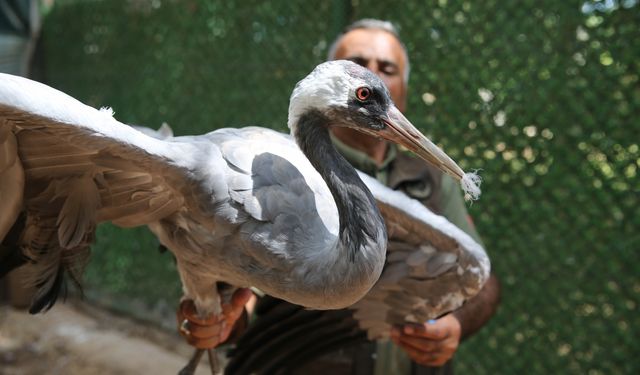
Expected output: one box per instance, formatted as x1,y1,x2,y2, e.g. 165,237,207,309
35,0,639,373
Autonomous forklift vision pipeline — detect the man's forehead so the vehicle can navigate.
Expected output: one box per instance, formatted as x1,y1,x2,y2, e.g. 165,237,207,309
335,28,405,66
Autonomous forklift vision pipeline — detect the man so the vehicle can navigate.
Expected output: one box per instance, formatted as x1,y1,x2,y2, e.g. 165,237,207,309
181,19,500,374
324,19,500,374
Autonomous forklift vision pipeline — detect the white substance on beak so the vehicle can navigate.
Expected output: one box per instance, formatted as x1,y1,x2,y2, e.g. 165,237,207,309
461,172,482,201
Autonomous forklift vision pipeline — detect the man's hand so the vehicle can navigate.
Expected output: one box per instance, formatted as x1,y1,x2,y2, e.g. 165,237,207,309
177,288,253,349
390,313,462,367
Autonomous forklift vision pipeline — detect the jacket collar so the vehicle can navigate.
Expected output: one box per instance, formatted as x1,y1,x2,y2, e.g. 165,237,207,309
330,134,397,184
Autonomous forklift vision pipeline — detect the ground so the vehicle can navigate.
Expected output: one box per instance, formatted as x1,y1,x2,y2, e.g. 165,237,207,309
0,301,215,375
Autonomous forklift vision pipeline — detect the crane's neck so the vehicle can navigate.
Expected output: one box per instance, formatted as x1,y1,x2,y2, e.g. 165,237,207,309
294,110,387,272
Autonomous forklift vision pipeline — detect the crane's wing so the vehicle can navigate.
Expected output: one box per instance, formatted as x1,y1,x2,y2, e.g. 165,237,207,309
354,172,489,339
0,73,223,313
226,175,490,373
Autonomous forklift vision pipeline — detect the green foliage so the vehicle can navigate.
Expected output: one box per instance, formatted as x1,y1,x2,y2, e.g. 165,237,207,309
82,223,182,327
41,0,638,373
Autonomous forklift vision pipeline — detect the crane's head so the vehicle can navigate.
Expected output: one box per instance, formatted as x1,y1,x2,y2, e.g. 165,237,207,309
288,60,480,200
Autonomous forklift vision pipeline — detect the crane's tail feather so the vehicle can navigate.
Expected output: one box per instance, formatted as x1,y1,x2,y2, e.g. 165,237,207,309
25,244,91,314
29,266,66,314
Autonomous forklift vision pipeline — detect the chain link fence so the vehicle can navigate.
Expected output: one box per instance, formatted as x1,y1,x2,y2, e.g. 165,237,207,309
32,0,640,373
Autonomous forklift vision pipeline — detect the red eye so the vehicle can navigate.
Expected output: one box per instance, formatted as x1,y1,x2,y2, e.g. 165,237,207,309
356,87,371,101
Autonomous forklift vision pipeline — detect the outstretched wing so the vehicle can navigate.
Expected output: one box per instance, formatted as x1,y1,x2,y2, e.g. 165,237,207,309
226,175,490,373
355,172,490,339
0,73,221,313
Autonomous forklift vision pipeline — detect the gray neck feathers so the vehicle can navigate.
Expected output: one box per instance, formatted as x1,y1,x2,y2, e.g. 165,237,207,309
294,110,386,261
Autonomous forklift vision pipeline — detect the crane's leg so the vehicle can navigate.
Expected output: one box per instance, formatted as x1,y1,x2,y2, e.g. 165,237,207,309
178,349,219,375
177,278,225,375
177,348,219,375
175,284,250,374
207,348,219,373
173,258,225,374
177,298,223,375
178,349,205,375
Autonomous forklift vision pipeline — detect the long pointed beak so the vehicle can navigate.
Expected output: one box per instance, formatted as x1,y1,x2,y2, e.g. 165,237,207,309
379,105,466,182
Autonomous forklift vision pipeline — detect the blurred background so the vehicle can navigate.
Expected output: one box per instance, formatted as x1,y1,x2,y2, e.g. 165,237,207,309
1,0,638,374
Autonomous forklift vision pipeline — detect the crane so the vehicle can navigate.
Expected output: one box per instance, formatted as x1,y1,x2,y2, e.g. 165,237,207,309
0,60,485,373
225,171,490,374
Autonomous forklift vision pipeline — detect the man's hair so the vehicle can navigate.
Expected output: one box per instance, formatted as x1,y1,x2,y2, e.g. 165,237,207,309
327,18,411,84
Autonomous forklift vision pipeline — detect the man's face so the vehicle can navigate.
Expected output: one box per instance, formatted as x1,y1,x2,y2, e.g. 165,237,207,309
333,28,408,112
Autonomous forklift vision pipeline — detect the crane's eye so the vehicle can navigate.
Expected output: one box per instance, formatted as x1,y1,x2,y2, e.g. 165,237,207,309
355,87,371,102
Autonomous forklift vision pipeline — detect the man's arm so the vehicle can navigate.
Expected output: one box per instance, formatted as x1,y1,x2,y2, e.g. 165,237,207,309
455,273,501,340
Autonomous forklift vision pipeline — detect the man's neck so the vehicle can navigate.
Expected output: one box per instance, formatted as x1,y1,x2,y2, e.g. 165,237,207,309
331,128,389,165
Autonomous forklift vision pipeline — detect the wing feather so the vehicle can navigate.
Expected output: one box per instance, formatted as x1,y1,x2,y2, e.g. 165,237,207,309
56,174,100,248
350,171,490,339
0,73,219,312
0,124,24,241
